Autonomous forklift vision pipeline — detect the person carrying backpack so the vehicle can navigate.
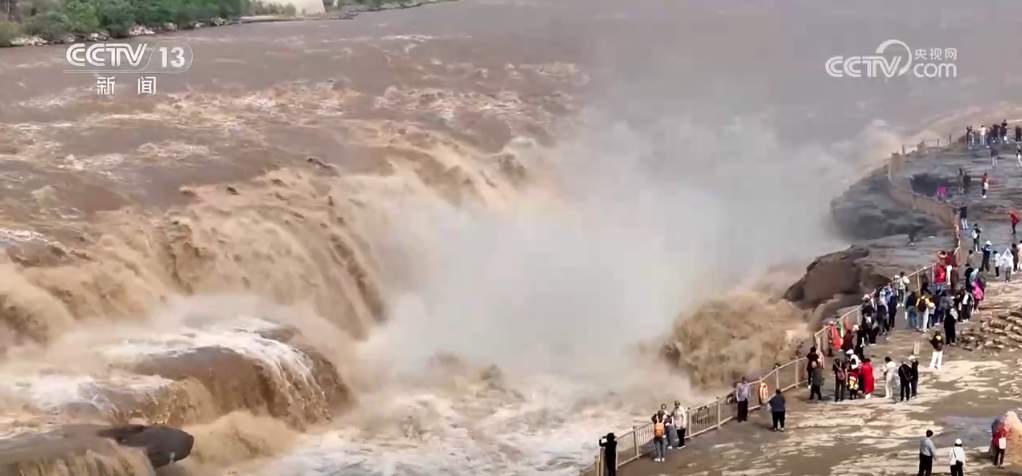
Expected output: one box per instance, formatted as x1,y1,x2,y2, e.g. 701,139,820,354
651,408,668,462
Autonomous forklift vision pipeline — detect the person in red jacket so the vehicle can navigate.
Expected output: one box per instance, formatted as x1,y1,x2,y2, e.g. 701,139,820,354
861,358,875,399
1012,210,1020,236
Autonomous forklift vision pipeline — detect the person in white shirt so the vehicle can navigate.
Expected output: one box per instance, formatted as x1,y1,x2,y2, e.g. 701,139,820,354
948,438,966,476
671,401,687,448
883,356,898,401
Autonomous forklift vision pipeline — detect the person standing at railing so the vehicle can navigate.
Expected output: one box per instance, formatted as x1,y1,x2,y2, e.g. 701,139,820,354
808,361,824,401
1014,241,1021,272
671,401,687,449
1016,125,1021,143
1002,119,1009,142
959,206,969,234
805,346,820,385
651,408,668,463
598,433,617,476
734,377,751,422
906,289,919,330
1012,210,1020,236
982,174,989,199
896,272,909,307
767,389,785,432
833,359,848,402
1016,144,1022,168
661,403,678,451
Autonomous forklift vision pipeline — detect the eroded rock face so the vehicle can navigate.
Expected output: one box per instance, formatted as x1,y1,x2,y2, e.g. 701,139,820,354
830,172,940,240
0,424,190,475
784,246,871,307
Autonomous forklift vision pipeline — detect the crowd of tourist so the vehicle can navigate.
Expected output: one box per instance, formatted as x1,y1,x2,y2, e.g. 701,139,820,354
598,128,1022,476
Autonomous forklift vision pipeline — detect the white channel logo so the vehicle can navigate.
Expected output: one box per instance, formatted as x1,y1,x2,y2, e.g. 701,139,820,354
65,42,193,74
825,39,957,79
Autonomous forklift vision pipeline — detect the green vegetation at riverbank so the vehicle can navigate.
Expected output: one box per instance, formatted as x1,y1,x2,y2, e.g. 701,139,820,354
0,0,433,46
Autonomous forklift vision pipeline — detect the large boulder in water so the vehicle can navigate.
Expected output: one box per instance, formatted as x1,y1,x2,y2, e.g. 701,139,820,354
0,424,192,474
97,425,193,468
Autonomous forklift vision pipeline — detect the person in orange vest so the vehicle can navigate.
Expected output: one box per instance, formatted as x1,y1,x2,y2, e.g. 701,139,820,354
1011,210,1020,236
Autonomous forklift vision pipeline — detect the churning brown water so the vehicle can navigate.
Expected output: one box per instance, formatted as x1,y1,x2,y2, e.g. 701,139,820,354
2,0,1022,474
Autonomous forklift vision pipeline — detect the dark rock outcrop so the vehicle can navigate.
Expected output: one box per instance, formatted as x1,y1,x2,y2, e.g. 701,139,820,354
830,171,940,240
97,425,193,468
0,424,191,475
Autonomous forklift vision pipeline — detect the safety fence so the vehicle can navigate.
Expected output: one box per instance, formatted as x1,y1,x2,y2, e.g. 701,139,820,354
588,137,963,476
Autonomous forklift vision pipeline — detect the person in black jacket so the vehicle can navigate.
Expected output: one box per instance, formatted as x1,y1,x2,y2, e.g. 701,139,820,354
809,361,824,401
898,360,913,402
768,389,786,431
929,332,945,370
599,433,617,476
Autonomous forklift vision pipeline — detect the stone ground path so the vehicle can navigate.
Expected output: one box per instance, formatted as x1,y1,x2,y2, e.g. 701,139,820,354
624,279,1022,475
622,145,1022,475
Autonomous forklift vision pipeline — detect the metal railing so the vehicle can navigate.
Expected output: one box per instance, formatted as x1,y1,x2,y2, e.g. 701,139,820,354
589,137,963,476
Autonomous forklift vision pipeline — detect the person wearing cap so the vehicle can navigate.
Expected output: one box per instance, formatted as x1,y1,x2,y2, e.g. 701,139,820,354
948,438,965,476
919,429,936,475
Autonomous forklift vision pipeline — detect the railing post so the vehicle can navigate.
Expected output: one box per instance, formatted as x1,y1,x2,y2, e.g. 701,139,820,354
793,361,799,386
774,369,780,390
632,426,638,460
715,397,721,430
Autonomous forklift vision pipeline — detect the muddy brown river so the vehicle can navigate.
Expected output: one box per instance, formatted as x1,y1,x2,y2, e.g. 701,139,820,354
1,1,1022,475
